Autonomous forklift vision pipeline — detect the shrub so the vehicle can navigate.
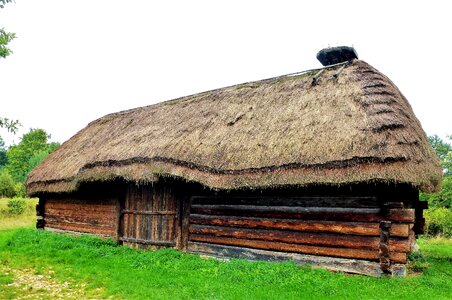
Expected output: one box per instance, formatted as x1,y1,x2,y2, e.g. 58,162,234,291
0,169,16,198
7,197,26,214
407,251,429,273
424,207,452,237
14,182,26,198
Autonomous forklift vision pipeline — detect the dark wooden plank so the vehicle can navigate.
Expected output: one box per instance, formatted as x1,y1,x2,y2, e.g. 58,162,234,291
44,209,117,224
189,224,411,252
191,196,379,208
188,242,407,277
189,224,380,249
189,234,377,260
191,205,415,223
45,221,116,236
189,234,406,263
181,197,192,251
118,237,176,246
189,214,410,237
152,187,159,241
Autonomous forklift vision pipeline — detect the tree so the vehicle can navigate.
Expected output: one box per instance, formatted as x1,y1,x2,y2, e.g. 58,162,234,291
421,135,452,209
0,169,15,198
428,135,452,175
6,129,60,183
0,136,7,168
0,0,15,59
0,117,20,134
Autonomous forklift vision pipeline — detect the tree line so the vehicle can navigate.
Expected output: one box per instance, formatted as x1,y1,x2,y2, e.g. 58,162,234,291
0,124,60,198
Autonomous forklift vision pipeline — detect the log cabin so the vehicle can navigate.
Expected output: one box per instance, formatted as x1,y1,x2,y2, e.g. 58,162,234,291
26,47,442,276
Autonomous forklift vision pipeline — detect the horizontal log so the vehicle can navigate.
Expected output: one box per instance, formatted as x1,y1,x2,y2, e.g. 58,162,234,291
46,198,116,206
191,205,415,223
121,210,177,216
190,225,379,249
46,200,116,212
45,205,116,215
189,234,406,263
189,214,409,237
45,211,116,225
188,242,407,277
118,237,176,246
45,215,115,228
45,221,115,236
189,225,411,253
191,196,379,208
45,227,113,238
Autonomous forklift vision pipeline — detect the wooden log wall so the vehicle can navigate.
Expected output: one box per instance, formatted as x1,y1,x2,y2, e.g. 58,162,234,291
187,196,423,271
43,197,117,236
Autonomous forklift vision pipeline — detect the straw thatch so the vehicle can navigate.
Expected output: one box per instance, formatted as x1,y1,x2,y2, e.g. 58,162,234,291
26,60,442,195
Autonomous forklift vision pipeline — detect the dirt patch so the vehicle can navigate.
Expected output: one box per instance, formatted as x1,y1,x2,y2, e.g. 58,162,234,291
2,266,87,299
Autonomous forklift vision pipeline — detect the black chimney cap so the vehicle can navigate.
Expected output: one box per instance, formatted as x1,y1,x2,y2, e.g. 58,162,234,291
316,46,358,66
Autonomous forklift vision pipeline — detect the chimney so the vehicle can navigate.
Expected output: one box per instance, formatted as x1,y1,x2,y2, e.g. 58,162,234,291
316,46,358,66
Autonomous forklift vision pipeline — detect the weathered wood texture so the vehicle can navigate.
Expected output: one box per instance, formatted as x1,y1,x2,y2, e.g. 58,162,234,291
44,197,117,236
120,183,179,249
188,196,416,265
188,242,407,277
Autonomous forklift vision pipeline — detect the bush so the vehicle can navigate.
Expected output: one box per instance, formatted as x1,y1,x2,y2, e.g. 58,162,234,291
7,197,26,214
0,169,16,198
424,207,452,237
14,182,26,198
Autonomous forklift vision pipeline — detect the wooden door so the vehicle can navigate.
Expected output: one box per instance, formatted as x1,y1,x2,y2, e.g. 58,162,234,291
119,183,180,249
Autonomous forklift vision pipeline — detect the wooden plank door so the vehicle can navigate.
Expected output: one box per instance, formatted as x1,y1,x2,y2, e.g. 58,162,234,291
119,184,179,249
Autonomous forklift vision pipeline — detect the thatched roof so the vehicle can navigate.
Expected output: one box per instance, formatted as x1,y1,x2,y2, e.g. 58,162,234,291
26,60,442,195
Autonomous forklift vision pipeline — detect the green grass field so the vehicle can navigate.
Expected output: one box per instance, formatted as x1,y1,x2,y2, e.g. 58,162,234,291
0,202,451,299
0,198,38,231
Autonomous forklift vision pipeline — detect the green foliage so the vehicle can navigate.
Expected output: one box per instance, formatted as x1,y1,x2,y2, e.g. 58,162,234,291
0,169,15,198
6,129,60,183
0,137,6,168
0,0,15,59
14,182,26,198
421,176,452,209
0,118,21,134
0,28,15,59
0,198,38,230
6,197,26,214
428,134,452,175
424,207,452,237
0,229,451,299
407,251,429,273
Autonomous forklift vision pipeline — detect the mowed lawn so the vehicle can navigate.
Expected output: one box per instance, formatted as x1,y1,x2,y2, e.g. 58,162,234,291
0,206,451,299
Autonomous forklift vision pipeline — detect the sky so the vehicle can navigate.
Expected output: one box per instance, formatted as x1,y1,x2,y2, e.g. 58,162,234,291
1,0,451,146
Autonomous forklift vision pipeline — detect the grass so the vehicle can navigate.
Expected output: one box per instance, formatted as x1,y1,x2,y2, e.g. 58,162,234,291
0,230,450,299
0,198,38,231
0,206,451,299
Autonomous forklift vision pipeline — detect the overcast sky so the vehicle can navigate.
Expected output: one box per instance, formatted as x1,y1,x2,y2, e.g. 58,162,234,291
1,1,451,146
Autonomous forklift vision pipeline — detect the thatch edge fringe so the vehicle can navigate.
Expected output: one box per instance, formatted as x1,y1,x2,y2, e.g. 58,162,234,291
27,157,442,195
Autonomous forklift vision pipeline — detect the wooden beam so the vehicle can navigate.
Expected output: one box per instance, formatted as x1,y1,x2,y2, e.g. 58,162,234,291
191,196,379,208
191,205,415,223
189,214,410,237
188,242,407,277
118,237,176,247
121,210,177,216
189,234,378,260
190,224,380,250
379,221,392,273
